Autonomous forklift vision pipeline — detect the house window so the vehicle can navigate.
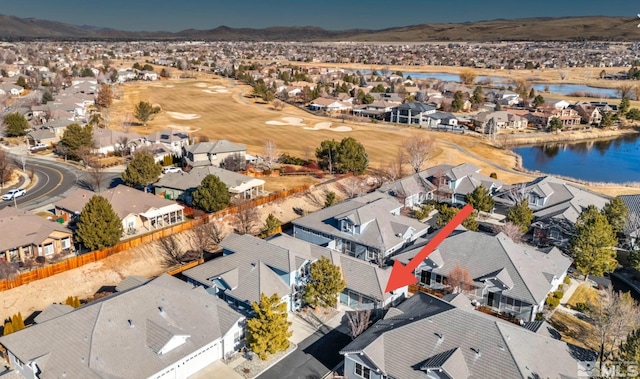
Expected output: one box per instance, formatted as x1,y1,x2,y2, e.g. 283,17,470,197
61,238,71,250
44,243,54,256
420,270,432,285
342,221,353,233
434,274,445,284
355,362,371,379
366,249,377,261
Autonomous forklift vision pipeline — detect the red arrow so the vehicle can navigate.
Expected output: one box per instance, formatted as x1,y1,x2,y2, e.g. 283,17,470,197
385,204,475,293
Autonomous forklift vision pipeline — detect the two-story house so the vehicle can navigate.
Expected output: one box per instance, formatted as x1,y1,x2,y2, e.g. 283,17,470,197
393,230,572,322
494,176,610,247
389,102,437,126
472,110,528,134
422,163,504,206
292,192,429,263
184,140,246,168
573,101,603,125
378,173,436,208
340,292,594,379
146,129,190,157
183,233,407,315
0,274,246,379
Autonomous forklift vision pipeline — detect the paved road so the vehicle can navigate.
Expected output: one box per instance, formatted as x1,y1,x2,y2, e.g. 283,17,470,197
0,157,80,211
257,326,351,379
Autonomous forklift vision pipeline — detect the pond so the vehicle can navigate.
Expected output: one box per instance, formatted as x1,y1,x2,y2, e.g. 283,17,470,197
511,133,640,184
354,70,620,98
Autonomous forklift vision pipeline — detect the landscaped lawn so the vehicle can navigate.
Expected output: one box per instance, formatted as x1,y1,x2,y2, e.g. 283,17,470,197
549,311,598,351
567,284,600,309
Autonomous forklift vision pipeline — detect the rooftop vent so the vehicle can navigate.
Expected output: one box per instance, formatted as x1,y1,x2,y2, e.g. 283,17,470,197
128,319,134,327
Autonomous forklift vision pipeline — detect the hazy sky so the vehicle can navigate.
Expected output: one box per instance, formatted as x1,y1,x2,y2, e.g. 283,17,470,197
3,0,639,32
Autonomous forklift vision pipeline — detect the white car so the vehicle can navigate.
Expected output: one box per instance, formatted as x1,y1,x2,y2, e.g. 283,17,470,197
162,166,182,174
29,143,48,151
2,189,26,201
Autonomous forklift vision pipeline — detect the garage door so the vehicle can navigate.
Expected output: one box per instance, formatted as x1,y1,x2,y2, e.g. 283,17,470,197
178,342,222,378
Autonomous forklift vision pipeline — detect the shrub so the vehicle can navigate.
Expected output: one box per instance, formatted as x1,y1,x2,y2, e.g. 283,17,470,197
489,172,498,179
263,169,272,175
573,302,592,313
545,295,560,309
535,312,544,321
35,256,46,264
553,290,564,299
564,276,571,284
413,204,434,220
280,165,296,174
279,153,306,165
304,161,320,170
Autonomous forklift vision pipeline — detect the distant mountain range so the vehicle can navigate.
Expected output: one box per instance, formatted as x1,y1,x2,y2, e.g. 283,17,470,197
0,14,638,41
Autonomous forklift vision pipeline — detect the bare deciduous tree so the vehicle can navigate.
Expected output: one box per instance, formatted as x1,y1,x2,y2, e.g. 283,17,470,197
232,200,259,235
382,149,406,182
190,221,226,253
0,150,14,188
493,221,524,243
337,175,364,199
618,84,634,99
587,286,640,368
272,99,285,111
403,135,434,173
347,308,372,339
0,260,18,280
158,234,200,268
86,161,105,192
447,264,475,294
262,140,281,170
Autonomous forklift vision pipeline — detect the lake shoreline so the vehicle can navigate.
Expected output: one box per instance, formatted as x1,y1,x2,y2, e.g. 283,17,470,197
503,127,640,147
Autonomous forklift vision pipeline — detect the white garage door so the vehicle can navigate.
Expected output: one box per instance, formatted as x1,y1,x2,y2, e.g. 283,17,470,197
178,342,222,378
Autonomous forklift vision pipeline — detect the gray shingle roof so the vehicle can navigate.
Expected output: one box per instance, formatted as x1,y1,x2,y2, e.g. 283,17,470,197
155,166,263,193
292,193,429,252
341,292,591,379
0,207,72,252
186,140,246,155
0,275,244,379
393,231,572,305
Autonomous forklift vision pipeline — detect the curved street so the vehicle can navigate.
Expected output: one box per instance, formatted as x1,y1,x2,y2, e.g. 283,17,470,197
0,154,80,211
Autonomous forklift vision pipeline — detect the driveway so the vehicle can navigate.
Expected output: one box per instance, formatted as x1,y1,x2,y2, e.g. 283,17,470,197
189,360,243,379
257,326,351,379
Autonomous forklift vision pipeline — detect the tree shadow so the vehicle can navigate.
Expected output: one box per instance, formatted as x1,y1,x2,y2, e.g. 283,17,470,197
109,177,124,188
76,178,97,192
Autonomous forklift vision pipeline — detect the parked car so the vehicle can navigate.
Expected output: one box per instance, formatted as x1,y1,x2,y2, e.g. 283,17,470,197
2,189,26,201
29,143,48,152
162,166,182,174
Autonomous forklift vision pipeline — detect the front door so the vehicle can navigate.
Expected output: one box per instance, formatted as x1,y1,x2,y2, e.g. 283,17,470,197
487,291,495,307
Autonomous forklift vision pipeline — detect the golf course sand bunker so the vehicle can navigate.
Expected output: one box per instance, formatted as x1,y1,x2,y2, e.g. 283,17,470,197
166,111,201,120
265,117,306,126
304,122,352,132
209,85,226,89
194,83,208,88
168,125,200,133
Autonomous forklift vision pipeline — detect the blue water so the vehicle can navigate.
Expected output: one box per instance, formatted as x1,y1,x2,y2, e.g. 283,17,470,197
512,134,640,183
354,69,619,98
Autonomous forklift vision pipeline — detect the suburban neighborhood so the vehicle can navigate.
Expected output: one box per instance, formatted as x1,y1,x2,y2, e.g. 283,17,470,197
0,7,639,379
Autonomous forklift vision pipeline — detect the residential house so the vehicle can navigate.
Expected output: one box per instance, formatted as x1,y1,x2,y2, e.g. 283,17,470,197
309,97,353,113
292,192,430,263
0,207,73,263
92,129,142,156
138,70,158,81
422,163,504,205
0,274,246,379
146,129,190,157
184,140,246,168
494,176,610,247
183,233,406,314
0,83,24,96
620,194,640,249
377,173,436,208
543,98,571,110
573,101,603,125
488,89,520,106
544,107,583,129
393,229,571,322
154,166,265,202
26,127,57,146
352,100,396,119
472,110,528,134
423,111,459,129
340,291,594,379
54,185,185,235
389,102,437,126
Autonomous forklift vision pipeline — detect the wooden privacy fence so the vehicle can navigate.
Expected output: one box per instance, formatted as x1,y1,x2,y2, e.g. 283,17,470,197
0,184,312,292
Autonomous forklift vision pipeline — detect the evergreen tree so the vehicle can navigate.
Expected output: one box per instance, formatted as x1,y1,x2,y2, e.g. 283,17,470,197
260,213,281,238
548,117,563,133
246,293,292,360
65,296,82,308
121,150,162,188
2,112,29,137
134,101,161,126
42,91,54,104
602,196,629,235
324,191,337,208
315,139,340,174
58,123,94,161
3,320,13,336
436,204,478,231
571,205,618,279
464,185,495,212
76,195,124,250
506,199,534,233
618,329,640,370
336,137,368,175
303,256,346,309
532,94,545,108
191,174,231,213
471,85,484,104
451,91,465,112
15,76,28,89
619,97,631,116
